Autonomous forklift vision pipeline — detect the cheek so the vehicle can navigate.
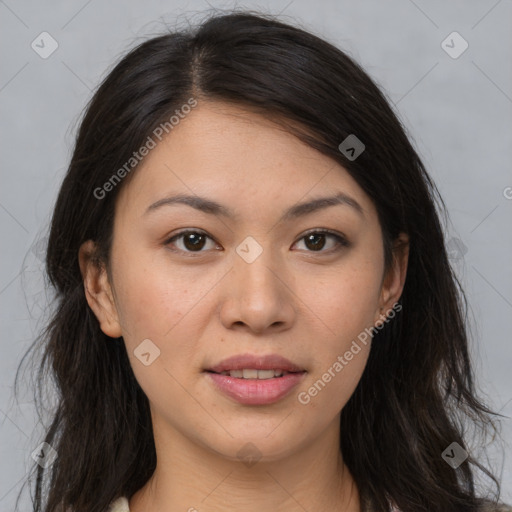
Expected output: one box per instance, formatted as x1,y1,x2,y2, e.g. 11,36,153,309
111,249,198,339
302,346,370,417
111,256,202,401
296,255,382,410
110,250,218,380
302,255,383,342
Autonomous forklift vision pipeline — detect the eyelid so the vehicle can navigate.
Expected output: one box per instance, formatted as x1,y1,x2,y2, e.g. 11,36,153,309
164,228,209,243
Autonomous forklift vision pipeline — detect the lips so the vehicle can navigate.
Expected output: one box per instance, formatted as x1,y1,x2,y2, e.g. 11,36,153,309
206,353,305,374
204,353,306,405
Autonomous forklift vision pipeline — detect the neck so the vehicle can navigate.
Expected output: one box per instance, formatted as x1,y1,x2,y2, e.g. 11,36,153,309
130,415,361,512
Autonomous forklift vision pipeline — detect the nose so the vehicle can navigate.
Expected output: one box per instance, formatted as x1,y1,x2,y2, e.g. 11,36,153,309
219,245,296,335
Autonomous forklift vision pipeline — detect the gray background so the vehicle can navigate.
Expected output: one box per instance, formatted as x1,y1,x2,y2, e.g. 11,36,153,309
1,0,511,509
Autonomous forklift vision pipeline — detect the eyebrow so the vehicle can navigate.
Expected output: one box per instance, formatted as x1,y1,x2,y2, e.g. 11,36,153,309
145,192,364,221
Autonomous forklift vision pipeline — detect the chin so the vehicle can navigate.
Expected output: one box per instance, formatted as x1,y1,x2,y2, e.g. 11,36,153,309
200,427,307,465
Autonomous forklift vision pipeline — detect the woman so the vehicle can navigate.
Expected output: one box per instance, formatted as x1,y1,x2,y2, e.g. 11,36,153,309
20,10,509,512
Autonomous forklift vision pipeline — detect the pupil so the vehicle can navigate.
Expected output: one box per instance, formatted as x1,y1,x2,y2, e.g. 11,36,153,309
184,233,205,251
305,233,325,251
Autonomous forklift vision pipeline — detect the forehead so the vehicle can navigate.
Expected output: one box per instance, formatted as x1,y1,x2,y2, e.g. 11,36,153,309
115,101,376,222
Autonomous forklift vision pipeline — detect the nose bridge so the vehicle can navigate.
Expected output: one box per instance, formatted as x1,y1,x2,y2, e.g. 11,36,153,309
234,235,284,302
220,234,295,332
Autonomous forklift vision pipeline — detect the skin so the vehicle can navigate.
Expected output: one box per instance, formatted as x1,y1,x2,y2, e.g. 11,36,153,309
79,101,409,512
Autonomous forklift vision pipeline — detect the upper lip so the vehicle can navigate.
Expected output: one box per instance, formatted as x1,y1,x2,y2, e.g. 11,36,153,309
206,354,305,373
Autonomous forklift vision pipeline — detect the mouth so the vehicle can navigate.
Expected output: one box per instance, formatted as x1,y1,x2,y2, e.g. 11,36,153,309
206,368,301,379
204,354,306,405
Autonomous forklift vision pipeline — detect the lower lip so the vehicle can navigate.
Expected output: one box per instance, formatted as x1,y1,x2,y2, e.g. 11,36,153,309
206,371,306,405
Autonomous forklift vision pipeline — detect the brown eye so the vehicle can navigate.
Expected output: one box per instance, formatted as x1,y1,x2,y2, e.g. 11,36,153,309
165,230,219,253
294,230,349,253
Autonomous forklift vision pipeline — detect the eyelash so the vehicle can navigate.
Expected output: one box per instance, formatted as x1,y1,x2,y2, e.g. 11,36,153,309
164,228,350,256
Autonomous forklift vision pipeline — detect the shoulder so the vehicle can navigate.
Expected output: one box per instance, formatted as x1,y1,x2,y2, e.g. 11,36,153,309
105,496,512,512
387,500,512,512
479,500,512,512
108,496,130,512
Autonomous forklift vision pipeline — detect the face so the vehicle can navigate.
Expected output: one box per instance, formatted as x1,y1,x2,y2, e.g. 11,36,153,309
80,101,408,464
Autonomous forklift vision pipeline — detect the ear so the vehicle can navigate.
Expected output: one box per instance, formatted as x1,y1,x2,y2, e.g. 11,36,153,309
78,240,122,338
374,233,409,323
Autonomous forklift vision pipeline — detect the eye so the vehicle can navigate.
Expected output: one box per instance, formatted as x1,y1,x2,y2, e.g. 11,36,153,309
164,230,220,254
164,228,350,255
293,229,350,253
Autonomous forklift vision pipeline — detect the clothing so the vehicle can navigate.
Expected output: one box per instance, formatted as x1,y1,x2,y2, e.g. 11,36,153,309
107,496,400,511
108,497,130,512
107,495,511,511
